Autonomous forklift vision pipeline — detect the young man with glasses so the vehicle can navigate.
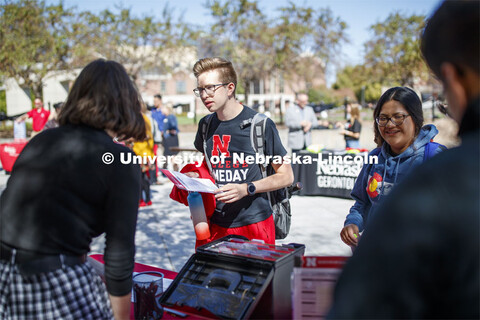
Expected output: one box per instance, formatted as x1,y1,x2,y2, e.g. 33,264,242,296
329,1,479,318
187,57,293,244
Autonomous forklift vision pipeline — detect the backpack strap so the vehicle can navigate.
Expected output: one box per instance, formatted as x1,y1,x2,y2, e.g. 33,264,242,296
250,113,277,212
423,141,446,162
202,114,216,180
250,113,268,178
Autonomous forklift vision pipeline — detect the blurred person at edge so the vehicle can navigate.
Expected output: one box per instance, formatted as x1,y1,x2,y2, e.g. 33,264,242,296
339,104,362,149
133,102,155,207
43,102,63,130
161,103,180,171
329,1,479,318
151,93,165,133
0,59,145,320
16,98,50,137
285,93,318,153
151,93,165,183
340,87,444,248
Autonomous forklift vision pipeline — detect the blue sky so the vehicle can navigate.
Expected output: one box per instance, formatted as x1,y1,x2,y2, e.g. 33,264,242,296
50,0,442,84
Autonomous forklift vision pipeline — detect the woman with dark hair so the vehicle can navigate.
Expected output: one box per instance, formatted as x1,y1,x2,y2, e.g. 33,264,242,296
340,87,444,248
0,59,145,319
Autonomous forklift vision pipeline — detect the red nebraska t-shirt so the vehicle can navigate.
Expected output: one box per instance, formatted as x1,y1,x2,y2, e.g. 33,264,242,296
27,108,50,132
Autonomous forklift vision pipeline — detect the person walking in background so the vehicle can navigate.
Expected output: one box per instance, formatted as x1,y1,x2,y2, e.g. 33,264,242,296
0,59,145,319
151,94,165,133
16,98,50,137
133,103,155,207
285,93,318,153
339,104,362,149
187,57,293,245
161,103,180,171
151,94,165,180
329,2,479,317
145,104,161,185
340,87,443,248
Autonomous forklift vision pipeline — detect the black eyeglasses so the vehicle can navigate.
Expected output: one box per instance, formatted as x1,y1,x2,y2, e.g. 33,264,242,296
376,113,410,127
193,83,229,97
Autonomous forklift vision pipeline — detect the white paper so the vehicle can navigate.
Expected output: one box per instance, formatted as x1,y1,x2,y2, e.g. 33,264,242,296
161,169,218,193
13,121,26,139
292,268,343,319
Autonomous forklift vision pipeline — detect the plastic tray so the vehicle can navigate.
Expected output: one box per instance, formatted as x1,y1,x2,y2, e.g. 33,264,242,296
160,235,305,319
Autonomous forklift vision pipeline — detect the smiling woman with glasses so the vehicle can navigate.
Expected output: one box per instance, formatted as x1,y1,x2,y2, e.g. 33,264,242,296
372,87,426,154
340,86,446,249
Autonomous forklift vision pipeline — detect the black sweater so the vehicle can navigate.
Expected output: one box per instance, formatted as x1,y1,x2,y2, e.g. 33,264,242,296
0,124,141,296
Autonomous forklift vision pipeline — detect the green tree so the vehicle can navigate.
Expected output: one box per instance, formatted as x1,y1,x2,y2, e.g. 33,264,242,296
334,13,427,103
0,0,80,98
333,65,382,102
364,12,428,87
363,82,382,102
308,86,338,105
204,1,348,100
273,3,312,71
206,0,276,103
275,4,348,93
0,90,6,114
80,5,193,81
333,65,358,90
310,7,349,78
273,3,314,92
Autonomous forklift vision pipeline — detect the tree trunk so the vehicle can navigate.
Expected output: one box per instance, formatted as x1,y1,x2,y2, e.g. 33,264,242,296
22,77,42,107
33,82,43,101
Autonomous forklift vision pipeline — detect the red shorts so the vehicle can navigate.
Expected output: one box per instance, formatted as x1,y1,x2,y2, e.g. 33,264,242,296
195,215,275,249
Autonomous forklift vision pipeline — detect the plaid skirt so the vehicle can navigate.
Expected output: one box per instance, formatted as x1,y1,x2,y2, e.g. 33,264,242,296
0,260,114,320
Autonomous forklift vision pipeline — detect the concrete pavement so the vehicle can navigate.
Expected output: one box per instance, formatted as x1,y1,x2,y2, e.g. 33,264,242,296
87,181,354,272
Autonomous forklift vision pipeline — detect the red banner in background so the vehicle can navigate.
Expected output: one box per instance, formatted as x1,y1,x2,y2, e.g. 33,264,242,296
0,140,28,173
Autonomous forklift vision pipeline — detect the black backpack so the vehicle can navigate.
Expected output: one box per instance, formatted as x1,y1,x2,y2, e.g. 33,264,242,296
201,113,298,239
